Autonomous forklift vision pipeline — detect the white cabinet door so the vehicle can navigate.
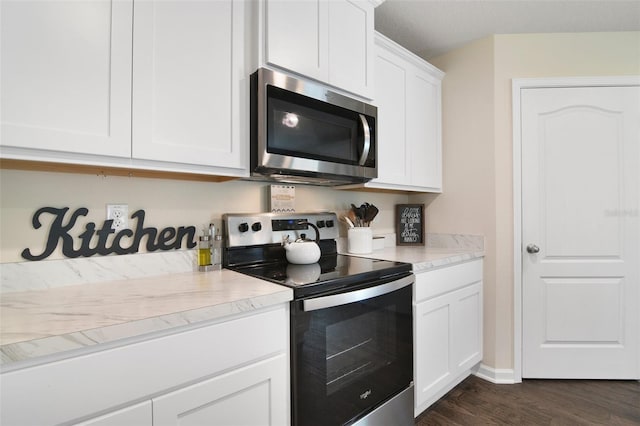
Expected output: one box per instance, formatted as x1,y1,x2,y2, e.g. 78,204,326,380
132,0,247,170
265,0,328,83
327,0,374,98
263,0,373,98
414,292,455,409
408,72,442,190
1,0,132,158
72,401,152,426
153,354,289,426
451,283,483,373
374,48,408,185
359,33,443,193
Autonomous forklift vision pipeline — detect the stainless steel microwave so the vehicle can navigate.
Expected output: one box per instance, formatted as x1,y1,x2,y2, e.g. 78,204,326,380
250,68,377,185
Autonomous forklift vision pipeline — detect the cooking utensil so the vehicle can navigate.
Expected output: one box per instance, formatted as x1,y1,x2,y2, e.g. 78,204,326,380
361,203,370,225
350,202,380,226
347,209,359,227
351,204,367,226
343,216,355,228
350,204,363,226
364,204,379,226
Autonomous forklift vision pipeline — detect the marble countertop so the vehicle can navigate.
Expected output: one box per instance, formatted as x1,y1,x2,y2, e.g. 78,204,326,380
1,269,292,368
349,246,484,272
1,233,483,369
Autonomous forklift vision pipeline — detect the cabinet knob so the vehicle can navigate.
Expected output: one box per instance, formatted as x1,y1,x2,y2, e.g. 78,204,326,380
526,244,540,254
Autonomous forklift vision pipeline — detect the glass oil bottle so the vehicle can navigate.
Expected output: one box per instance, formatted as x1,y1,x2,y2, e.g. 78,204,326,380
198,232,213,272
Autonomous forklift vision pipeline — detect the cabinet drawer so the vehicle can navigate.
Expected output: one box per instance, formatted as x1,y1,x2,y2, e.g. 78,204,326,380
153,354,288,426
72,401,152,426
415,259,482,302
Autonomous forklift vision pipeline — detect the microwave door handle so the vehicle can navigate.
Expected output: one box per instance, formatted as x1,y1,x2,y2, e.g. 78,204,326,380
358,114,371,166
302,275,413,311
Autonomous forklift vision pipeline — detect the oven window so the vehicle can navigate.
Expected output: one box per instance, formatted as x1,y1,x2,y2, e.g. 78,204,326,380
325,306,396,396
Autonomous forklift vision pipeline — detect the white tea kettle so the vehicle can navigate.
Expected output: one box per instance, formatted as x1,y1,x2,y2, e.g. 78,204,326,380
282,221,321,264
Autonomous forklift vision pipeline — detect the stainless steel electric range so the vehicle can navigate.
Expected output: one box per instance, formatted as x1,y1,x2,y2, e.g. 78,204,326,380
223,212,414,426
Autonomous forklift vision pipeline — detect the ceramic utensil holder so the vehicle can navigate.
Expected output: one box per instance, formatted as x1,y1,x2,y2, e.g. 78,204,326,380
348,227,373,254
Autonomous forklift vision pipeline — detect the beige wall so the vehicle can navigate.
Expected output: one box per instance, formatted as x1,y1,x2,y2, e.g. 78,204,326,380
421,31,640,372
410,36,499,365
0,169,409,263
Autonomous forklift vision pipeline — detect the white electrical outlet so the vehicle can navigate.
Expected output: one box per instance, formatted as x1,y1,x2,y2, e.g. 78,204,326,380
106,204,129,230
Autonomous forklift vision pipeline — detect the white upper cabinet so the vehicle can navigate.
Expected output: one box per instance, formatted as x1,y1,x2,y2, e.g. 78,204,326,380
0,0,133,158
262,0,374,99
407,70,442,190
374,47,408,185
353,32,443,193
265,0,328,83
132,0,247,170
1,0,249,177
327,0,374,98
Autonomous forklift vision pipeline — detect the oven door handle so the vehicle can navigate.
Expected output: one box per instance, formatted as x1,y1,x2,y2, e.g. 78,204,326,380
302,274,413,311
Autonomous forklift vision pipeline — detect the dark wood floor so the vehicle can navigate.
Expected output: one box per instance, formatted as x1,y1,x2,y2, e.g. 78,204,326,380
415,375,640,425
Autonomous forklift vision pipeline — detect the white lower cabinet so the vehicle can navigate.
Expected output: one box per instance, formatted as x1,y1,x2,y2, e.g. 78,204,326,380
73,402,152,426
413,259,483,416
1,305,289,426
73,354,287,426
153,354,288,426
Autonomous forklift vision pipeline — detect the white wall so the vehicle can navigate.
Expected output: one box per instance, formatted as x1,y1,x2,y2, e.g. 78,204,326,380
0,169,409,263
421,31,640,372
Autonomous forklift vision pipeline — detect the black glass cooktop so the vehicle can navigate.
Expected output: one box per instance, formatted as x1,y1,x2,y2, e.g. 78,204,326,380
229,254,412,299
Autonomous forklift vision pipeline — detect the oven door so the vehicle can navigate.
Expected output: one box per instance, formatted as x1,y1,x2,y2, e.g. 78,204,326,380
291,274,413,426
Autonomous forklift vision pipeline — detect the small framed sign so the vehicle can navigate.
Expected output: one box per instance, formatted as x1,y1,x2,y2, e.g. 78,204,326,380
396,204,425,246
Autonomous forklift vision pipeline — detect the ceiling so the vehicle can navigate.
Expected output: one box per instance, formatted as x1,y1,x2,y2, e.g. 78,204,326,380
374,0,640,59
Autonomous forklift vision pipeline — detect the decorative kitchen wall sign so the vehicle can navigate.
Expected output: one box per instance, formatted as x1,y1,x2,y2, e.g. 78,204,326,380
270,185,295,213
21,207,197,261
395,204,425,246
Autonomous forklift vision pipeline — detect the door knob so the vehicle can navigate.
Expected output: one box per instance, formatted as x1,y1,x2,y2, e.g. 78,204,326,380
526,244,540,254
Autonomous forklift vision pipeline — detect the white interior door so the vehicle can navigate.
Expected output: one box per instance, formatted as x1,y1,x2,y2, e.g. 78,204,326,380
521,84,639,379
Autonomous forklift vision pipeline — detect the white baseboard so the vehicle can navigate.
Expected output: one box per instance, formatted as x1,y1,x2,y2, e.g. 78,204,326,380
473,363,518,384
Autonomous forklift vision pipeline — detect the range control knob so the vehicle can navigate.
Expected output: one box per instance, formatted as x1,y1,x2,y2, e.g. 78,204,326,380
251,222,262,232
325,220,334,228
316,220,326,228
238,222,249,233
